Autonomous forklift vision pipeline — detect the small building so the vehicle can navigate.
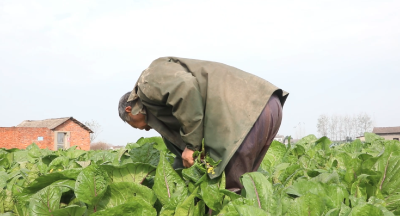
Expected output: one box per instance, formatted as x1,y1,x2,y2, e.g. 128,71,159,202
274,134,285,143
0,117,92,150
356,136,365,142
372,127,400,141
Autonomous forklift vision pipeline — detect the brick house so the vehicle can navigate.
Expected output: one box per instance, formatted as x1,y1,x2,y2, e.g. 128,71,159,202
372,126,400,141
0,117,93,150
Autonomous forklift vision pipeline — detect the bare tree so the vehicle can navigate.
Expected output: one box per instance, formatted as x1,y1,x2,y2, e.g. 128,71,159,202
329,115,339,141
84,120,103,143
351,115,360,137
358,112,373,135
338,116,345,141
317,114,329,137
317,113,374,140
343,115,352,140
90,141,111,150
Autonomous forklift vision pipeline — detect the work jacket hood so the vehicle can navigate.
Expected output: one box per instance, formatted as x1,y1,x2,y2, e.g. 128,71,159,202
130,57,288,178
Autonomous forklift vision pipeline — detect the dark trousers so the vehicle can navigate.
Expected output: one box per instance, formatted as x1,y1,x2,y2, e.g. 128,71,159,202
224,94,283,190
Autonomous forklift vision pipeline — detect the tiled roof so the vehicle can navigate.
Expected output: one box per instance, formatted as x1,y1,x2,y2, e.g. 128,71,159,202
372,126,400,134
17,117,93,133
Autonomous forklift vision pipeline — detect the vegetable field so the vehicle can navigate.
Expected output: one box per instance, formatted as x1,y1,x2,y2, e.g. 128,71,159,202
0,133,399,215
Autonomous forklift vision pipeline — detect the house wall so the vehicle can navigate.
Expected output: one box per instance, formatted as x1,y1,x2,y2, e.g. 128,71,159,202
54,119,91,150
0,127,53,149
376,133,400,141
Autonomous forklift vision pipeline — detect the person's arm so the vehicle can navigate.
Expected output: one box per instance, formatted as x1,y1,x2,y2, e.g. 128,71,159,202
138,63,204,153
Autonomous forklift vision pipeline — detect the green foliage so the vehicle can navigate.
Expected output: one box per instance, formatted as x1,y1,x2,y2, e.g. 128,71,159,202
75,165,110,205
152,152,187,207
0,134,399,215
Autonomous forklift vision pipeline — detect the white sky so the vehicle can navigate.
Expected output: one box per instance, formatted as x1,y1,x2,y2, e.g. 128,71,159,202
1,0,399,144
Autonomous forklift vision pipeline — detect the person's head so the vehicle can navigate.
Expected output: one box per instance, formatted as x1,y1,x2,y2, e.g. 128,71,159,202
118,91,151,131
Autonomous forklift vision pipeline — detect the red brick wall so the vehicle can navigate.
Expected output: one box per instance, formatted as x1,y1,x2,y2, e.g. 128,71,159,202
0,127,53,149
54,119,91,151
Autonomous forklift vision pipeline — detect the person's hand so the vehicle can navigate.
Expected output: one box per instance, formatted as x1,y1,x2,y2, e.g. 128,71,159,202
182,147,195,168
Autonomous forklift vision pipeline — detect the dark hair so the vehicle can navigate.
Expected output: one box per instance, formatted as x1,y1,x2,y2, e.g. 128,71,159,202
118,91,134,122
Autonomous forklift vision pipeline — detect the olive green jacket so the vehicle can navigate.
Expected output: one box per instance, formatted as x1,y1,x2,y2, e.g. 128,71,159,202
129,57,288,178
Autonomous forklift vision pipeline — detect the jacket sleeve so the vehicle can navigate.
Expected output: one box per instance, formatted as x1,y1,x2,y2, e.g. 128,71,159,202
137,62,204,151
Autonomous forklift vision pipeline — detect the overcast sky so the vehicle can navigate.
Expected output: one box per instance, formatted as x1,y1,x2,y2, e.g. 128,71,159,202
1,0,399,145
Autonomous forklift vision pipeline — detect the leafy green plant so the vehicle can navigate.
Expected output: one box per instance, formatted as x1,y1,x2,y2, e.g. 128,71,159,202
0,134,399,215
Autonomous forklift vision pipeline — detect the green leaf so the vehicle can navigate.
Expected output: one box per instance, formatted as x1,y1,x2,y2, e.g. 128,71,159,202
296,134,318,149
76,161,91,168
272,163,290,183
375,154,400,212
286,179,325,197
136,136,166,150
48,156,69,171
385,194,400,215
193,200,205,216
0,172,7,189
339,202,352,215
234,204,270,216
153,152,188,206
241,172,278,214
260,141,287,174
91,198,157,216
314,136,331,151
200,175,223,211
125,143,140,151
64,147,87,159
13,151,30,163
0,189,14,212
23,169,82,194
286,193,325,216
53,179,76,191
358,153,373,162
351,174,380,200
26,143,41,158
29,186,62,216
23,169,82,195
113,147,130,165
102,162,156,184
365,133,385,144
218,201,240,216
325,208,340,216
182,162,206,183
279,164,302,186
159,207,175,216
41,154,58,166
129,142,160,167
220,198,258,215
367,196,395,216
97,182,157,211
311,170,340,184
75,164,110,205
51,205,87,216
205,154,221,167
348,204,384,216
324,184,350,209
220,189,242,201
174,187,199,216
377,155,400,194
12,192,29,216
90,151,116,164
291,144,306,157
342,139,364,156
